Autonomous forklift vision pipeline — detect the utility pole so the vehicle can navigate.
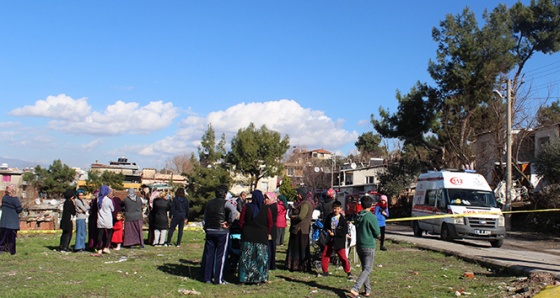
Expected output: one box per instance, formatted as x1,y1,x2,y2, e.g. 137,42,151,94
505,79,512,230
494,80,513,230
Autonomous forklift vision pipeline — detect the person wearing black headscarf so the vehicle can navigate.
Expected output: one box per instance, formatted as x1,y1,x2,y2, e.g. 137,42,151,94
238,189,273,284
285,187,315,272
59,189,76,252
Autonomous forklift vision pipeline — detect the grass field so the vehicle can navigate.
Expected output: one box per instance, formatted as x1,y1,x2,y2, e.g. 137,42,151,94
0,229,518,297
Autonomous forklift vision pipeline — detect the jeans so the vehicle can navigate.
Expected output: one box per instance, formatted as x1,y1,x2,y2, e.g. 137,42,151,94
167,216,185,245
74,219,87,250
352,247,375,294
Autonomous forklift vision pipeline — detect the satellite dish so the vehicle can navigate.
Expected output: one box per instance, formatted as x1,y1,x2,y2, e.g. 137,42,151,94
314,167,320,172
351,163,357,169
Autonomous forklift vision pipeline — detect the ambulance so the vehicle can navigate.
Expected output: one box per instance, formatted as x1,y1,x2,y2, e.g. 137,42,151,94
411,169,506,248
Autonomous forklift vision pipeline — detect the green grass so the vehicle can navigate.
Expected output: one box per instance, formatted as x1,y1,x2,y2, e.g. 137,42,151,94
0,230,517,297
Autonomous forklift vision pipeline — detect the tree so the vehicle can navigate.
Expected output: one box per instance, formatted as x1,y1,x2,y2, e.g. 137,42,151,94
534,139,560,185
187,124,231,220
373,1,560,171
536,100,560,127
228,123,290,191
279,175,297,201
84,171,125,193
163,153,195,176
355,131,387,161
34,160,76,198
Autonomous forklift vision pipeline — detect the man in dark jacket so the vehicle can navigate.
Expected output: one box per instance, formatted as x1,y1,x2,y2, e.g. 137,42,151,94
202,184,238,285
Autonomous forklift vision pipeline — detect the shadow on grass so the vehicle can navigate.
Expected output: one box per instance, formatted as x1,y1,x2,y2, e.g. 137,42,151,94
276,274,350,298
158,258,202,280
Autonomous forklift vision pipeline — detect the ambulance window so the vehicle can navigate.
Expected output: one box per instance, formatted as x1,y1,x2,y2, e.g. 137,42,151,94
425,190,437,206
435,190,445,209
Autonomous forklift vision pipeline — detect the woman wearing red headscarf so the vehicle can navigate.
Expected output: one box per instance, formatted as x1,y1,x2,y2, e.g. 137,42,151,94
0,185,23,255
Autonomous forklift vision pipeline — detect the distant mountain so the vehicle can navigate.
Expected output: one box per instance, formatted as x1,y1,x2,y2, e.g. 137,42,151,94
0,157,45,169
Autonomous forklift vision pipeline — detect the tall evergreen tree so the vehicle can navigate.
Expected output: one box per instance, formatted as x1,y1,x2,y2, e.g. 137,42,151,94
228,123,290,191
187,124,231,220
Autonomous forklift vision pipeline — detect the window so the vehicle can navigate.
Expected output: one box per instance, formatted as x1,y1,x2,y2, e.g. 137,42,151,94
287,167,295,176
538,136,550,153
366,176,375,184
425,190,437,206
260,181,269,191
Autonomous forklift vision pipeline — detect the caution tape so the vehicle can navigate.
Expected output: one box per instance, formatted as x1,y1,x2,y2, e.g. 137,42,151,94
18,209,560,233
386,208,560,223
19,226,204,235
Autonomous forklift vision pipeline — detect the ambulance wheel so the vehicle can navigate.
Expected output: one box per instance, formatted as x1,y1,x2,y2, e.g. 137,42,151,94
490,239,503,248
412,221,423,237
440,224,453,241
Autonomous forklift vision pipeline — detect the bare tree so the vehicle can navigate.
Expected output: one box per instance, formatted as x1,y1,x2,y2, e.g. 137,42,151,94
164,153,195,175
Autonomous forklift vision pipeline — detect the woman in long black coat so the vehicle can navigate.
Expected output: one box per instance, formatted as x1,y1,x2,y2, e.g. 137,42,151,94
59,189,76,252
150,191,171,246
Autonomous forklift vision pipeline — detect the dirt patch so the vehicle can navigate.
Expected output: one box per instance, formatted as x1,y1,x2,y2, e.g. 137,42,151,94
501,272,559,297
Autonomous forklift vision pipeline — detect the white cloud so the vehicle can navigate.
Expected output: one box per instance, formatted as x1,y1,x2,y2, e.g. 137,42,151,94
80,139,104,152
10,94,91,121
10,94,179,135
139,99,358,158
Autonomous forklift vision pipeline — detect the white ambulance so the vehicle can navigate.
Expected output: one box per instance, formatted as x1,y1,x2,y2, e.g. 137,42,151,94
411,169,506,248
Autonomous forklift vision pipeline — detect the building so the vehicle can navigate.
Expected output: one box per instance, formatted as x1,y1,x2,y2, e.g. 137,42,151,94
282,148,335,188
0,163,24,198
141,168,188,189
336,158,386,195
473,123,560,192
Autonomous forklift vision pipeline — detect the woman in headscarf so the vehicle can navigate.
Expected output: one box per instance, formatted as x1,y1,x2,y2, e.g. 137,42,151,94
122,188,145,248
111,196,124,250
375,195,390,251
59,189,76,252
285,187,315,272
0,185,23,255
73,189,89,252
265,192,279,270
238,189,273,284
276,194,289,246
92,185,114,256
151,190,171,246
87,190,99,250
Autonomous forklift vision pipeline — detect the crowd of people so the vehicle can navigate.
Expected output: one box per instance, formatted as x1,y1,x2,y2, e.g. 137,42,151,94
1,182,390,297
53,184,190,255
200,185,389,297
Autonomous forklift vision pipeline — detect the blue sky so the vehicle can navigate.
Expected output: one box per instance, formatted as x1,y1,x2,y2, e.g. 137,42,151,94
1,1,558,170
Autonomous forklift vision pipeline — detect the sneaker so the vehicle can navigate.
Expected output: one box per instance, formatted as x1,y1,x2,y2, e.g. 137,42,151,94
102,248,111,254
317,272,330,277
347,273,355,280
380,246,387,251
176,245,181,248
